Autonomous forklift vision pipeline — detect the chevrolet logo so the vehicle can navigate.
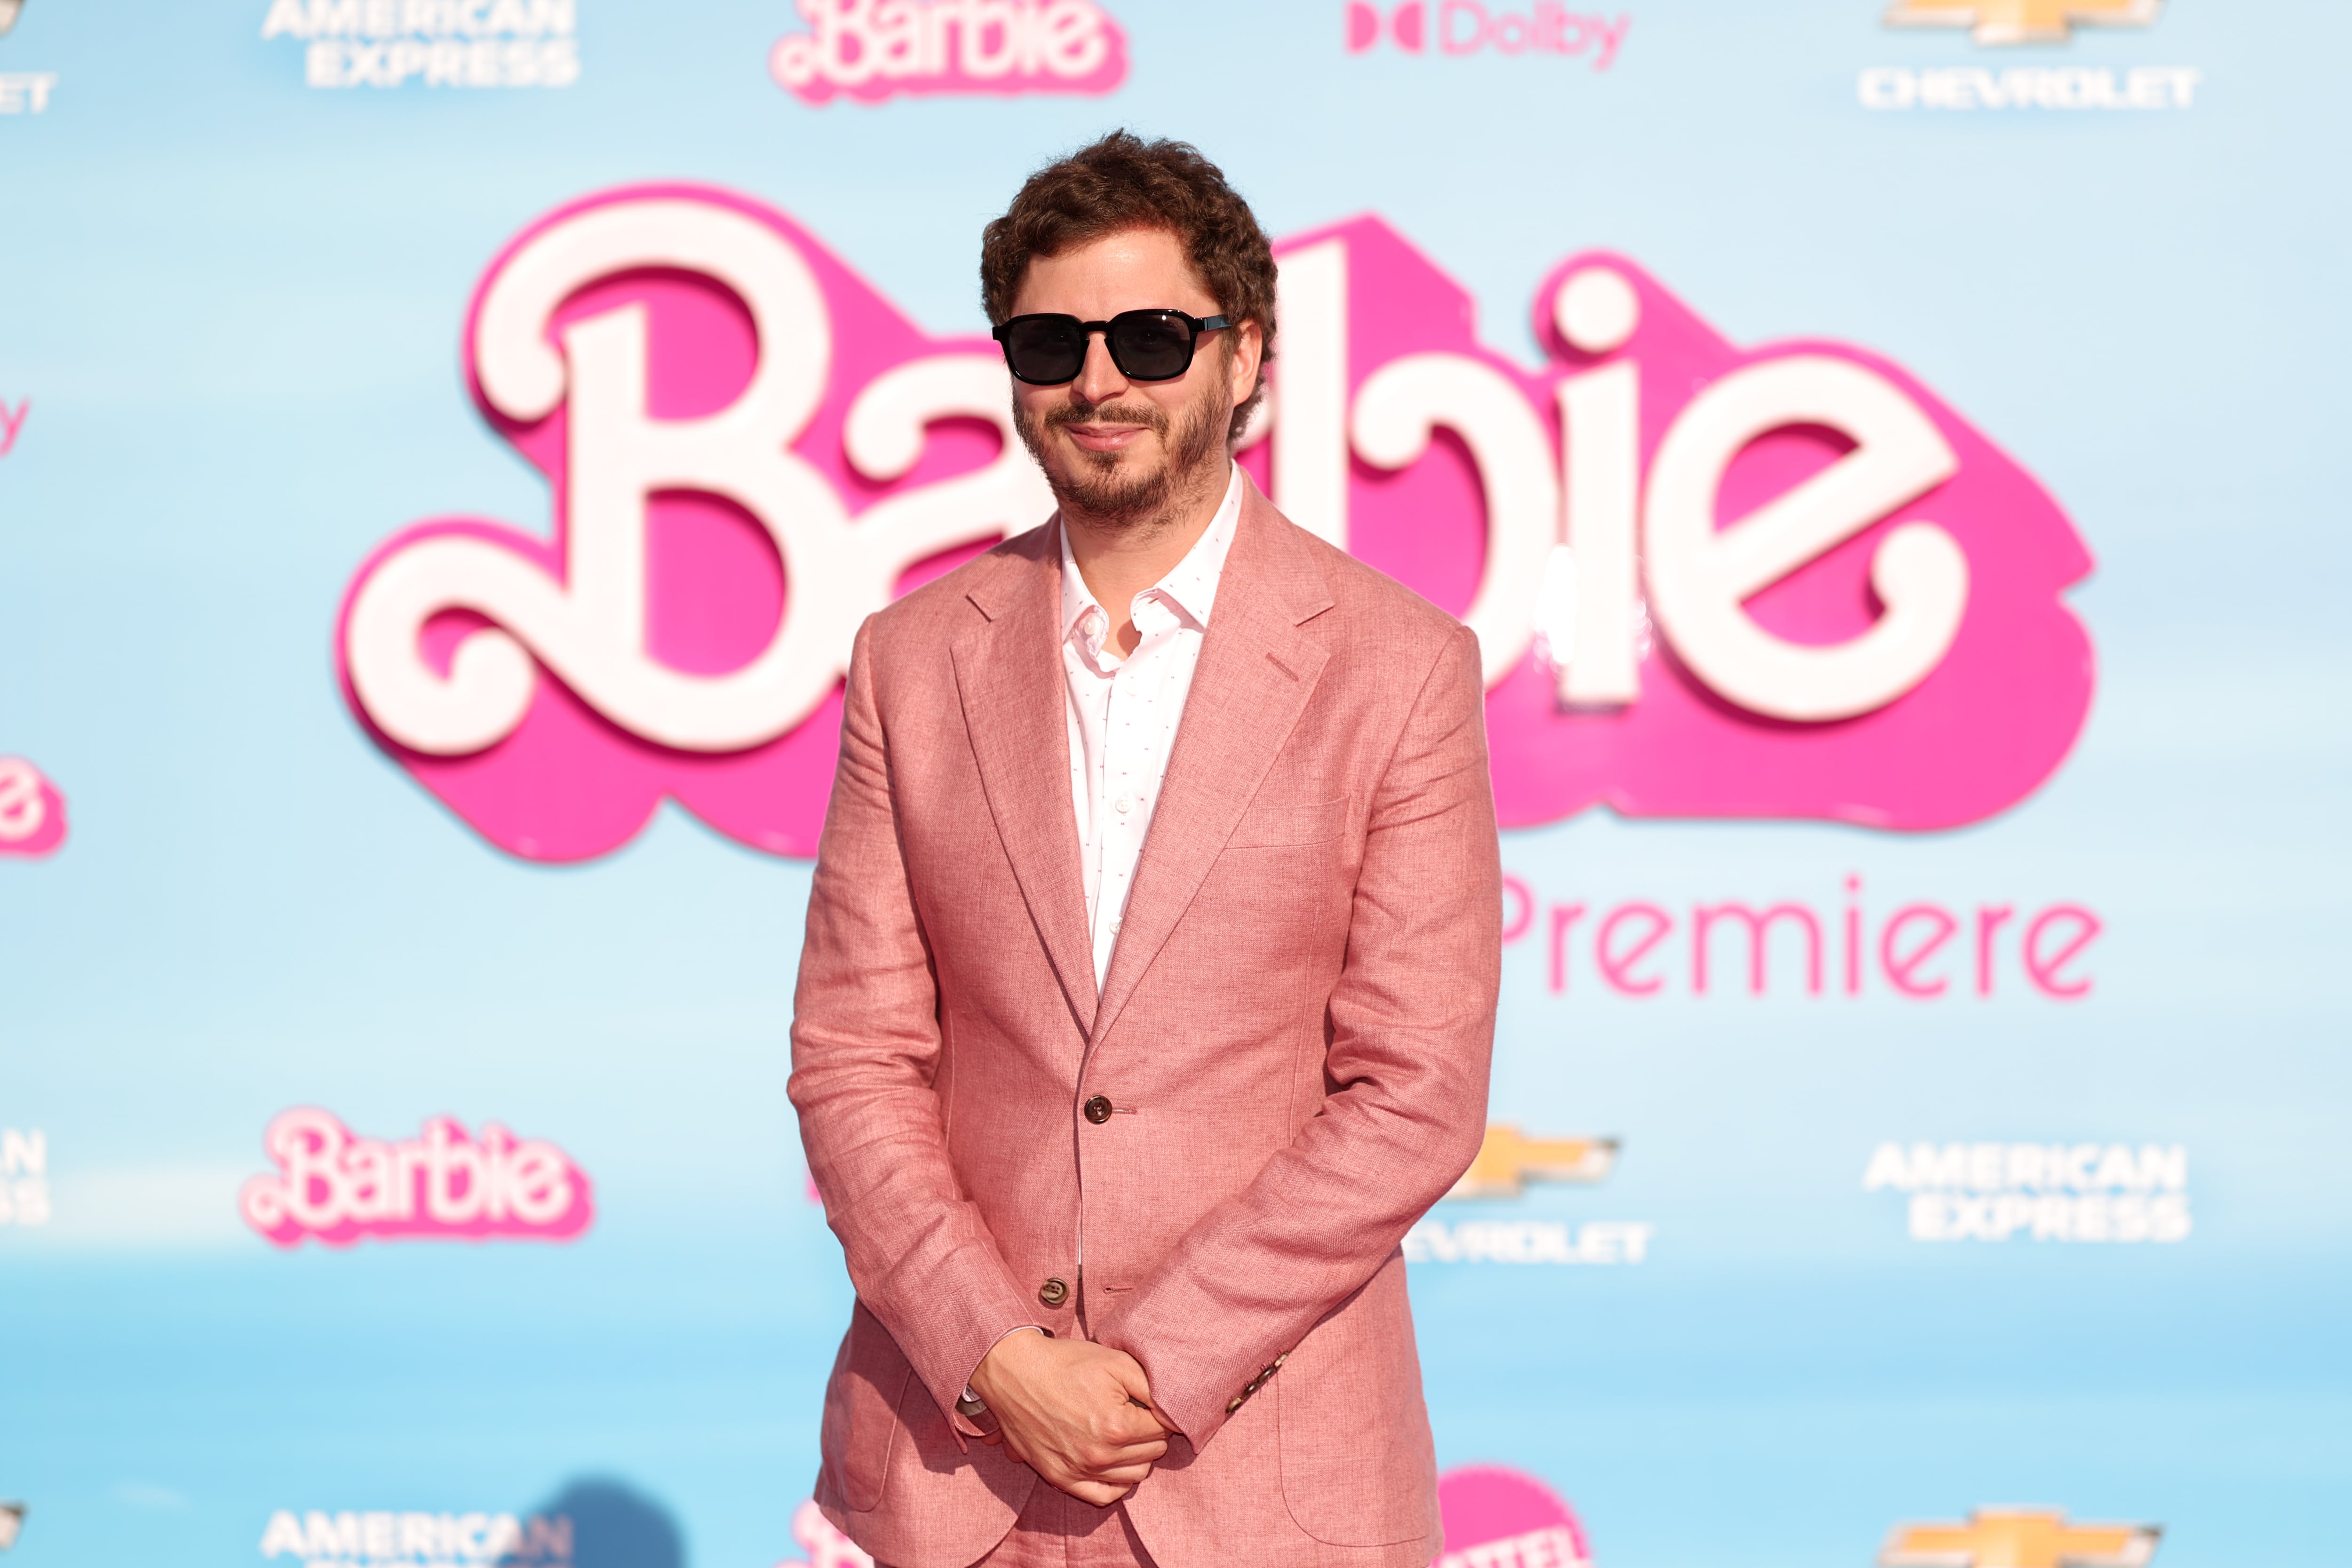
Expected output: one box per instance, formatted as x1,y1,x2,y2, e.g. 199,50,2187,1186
1884,0,2161,46
1447,1125,1618,1200
1882,1508,2161,1568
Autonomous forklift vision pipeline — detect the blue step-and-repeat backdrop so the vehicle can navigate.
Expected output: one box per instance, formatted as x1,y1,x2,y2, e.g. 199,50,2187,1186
3,2,2347,1567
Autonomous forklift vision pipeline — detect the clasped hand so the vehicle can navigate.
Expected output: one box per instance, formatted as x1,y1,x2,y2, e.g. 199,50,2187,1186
969,1330,1174,1506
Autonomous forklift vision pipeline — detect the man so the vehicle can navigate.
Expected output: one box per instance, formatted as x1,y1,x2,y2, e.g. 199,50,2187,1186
789,132,1501,1568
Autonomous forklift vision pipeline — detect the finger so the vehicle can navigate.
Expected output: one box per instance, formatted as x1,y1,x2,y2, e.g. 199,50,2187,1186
1081,1460,1156,1486
1104,1422,1171,1455
977,1430,1003,1446
1104,1350,1155,1407
1084,1429,1168,1463
1082,1440,1168,1471
1056,1469,1130,1500
1104,1407,1171,1447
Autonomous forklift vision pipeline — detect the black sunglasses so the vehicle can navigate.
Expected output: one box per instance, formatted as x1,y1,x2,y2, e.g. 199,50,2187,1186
991,309,1230,386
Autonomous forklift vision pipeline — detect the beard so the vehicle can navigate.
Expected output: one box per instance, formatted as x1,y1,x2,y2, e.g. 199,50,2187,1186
1014,373,1230,531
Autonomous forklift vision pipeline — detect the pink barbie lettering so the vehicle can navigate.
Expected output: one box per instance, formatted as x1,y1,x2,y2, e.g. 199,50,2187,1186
240,1108,593,1248
0,756,67,858
336,185,2092,861
770,0,1128,105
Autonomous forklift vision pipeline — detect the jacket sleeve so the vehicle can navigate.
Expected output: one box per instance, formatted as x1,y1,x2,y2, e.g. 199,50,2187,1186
1098,621,1501,1448
788,617,1042,1436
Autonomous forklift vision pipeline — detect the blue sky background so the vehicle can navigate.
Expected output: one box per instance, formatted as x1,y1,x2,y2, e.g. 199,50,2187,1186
1,2,2347,1566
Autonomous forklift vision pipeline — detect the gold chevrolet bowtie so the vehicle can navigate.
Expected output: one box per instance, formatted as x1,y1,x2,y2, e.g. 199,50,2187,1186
1883,0,2161,46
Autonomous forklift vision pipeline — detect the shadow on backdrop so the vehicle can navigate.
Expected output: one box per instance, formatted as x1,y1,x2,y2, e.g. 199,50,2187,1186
510,1476,687,1568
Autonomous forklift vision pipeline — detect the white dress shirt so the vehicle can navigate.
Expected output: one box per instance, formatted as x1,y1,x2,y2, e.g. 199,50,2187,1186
1060,463,1245,989
959,468,1243,1412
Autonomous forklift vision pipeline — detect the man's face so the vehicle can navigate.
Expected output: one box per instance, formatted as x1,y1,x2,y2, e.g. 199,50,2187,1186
1008,226,1262,526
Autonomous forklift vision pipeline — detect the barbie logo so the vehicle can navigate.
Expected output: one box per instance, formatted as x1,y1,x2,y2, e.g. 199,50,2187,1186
770,0,1127,105
239,1108,592,1247
0,756,66,858
1270,220,2091,831
336,185,2090,860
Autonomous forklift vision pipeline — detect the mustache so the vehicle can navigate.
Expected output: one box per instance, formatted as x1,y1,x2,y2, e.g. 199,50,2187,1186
1045,396,1169,437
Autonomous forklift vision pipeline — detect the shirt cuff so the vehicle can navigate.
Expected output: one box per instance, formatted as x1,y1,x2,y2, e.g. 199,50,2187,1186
954,1324,1049,1434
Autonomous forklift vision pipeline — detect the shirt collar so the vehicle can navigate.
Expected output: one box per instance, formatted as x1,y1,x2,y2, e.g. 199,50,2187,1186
1059,462,1245,650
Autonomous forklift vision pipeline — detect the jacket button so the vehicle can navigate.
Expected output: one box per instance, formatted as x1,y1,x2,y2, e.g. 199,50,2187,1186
1083,1095,1113,1124
1038,1277,1069,1307
1225,1396,1244,1414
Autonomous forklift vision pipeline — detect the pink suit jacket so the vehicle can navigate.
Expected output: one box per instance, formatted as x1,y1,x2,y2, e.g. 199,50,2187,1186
789,477,1502,1568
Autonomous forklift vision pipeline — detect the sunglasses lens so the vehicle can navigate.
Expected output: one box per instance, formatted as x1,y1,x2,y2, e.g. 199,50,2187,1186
1110,311,1195,380
1003,317,1087,383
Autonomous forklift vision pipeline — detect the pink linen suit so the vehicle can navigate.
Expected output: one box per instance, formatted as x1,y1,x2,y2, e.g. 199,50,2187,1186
788,477,1502,1568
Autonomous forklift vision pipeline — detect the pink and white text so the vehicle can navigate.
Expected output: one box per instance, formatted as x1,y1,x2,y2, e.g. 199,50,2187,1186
336,186,2093,860
770,0,1128,104
240,1108,593,1248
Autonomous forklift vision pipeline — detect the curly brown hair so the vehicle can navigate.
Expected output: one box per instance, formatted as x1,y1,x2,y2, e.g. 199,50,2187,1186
981,130,1276,445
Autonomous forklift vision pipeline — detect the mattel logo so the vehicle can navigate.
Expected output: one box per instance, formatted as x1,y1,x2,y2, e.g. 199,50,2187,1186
239,1108,592,1247
1345,2,1629,69
1436,1465,1590,1568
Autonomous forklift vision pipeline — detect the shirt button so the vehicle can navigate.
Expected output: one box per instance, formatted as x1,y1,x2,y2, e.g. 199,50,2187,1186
1109,916,1122,933
1114,794,1132,813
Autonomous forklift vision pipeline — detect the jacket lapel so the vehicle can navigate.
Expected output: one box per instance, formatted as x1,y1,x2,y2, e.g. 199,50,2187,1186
1091,479,1335,1049
951,521,1098,1035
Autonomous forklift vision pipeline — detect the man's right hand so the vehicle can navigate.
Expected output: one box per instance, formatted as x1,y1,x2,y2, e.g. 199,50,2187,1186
969,1329,1173,1505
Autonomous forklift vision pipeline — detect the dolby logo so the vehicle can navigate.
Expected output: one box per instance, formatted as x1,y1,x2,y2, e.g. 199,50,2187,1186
1343,1,1630,69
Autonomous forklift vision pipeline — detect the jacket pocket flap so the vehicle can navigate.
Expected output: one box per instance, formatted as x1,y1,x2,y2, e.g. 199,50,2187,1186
1228,795,1348,849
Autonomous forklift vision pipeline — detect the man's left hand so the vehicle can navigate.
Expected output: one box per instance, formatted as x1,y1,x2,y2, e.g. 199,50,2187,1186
969,1330,1174,1505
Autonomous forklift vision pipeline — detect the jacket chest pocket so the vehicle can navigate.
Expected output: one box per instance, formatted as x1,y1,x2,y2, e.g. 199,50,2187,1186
1226,794,1348,849
1194,796,1352,969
